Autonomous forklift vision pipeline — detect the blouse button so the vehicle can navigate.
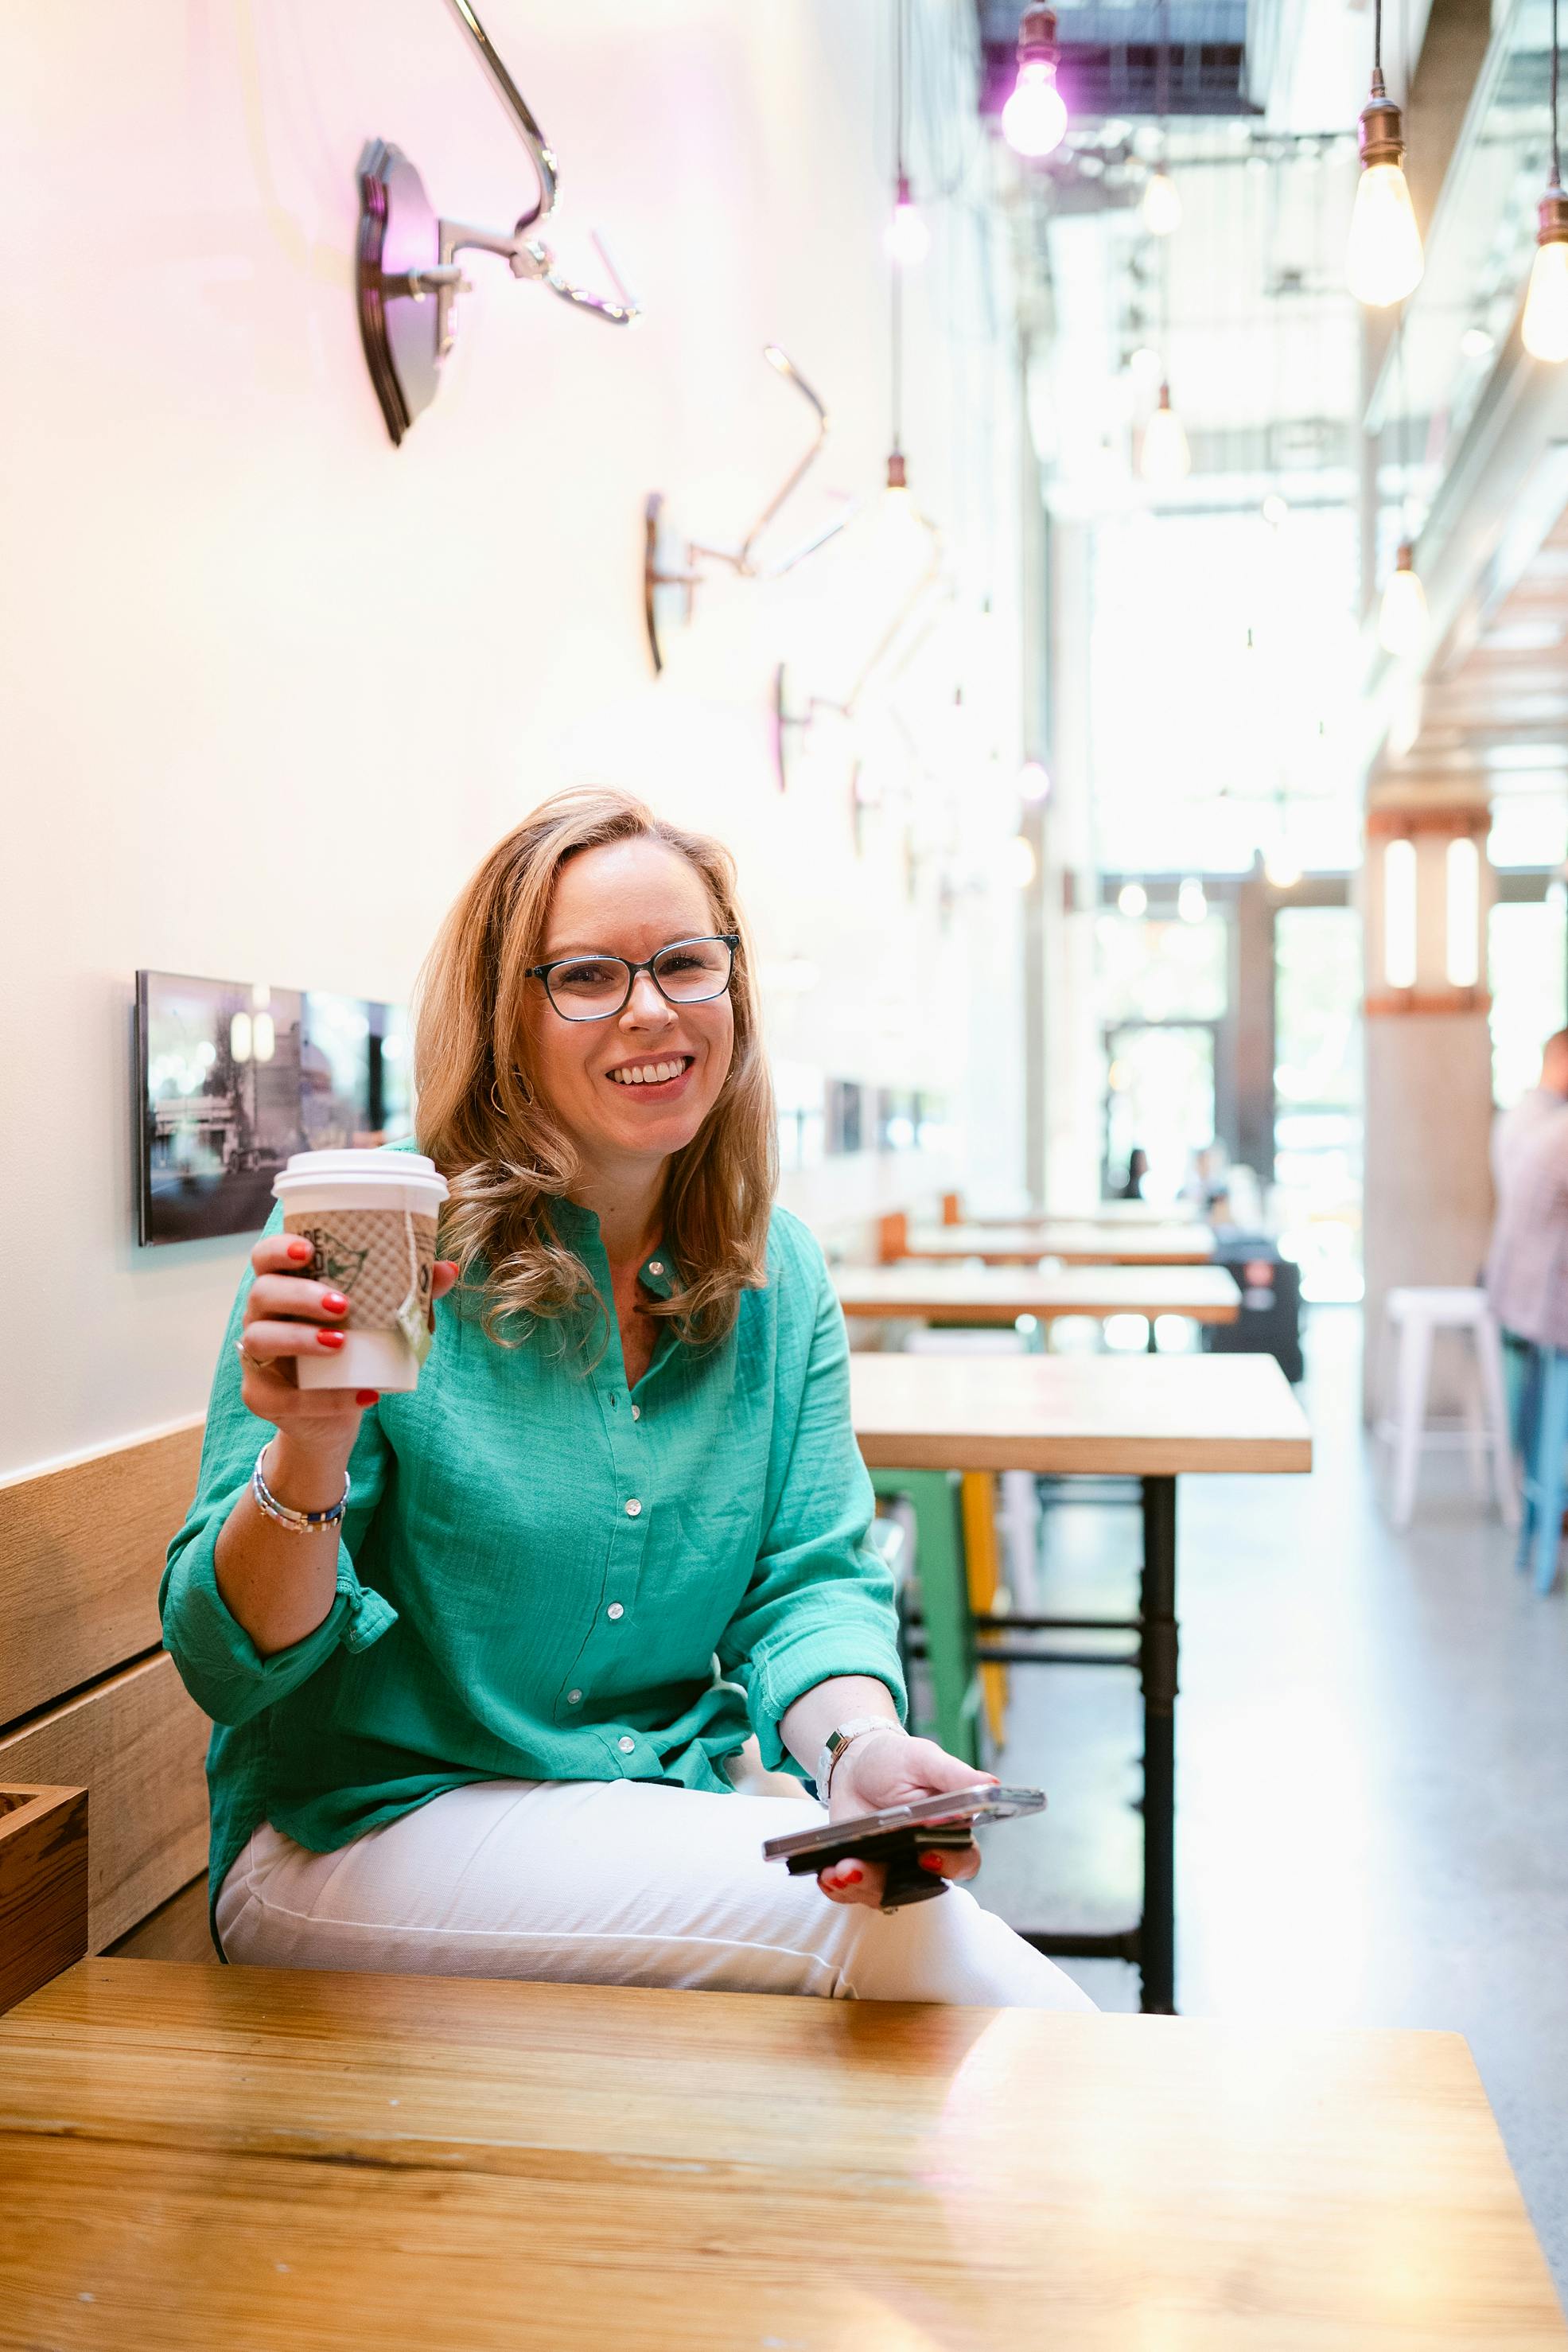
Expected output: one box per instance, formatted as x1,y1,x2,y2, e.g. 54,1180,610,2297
624,1497,642,1517
617,1736,636,1754
607,1603,624,1621
566,1689,583,1705
648,1261,665,1276
631,1405,641,1421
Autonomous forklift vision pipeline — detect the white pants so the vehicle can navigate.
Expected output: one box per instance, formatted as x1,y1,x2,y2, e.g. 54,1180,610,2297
216,1773,1093,2011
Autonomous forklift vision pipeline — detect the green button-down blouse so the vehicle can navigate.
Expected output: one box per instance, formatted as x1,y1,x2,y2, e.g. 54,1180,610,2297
161,1188,906,1959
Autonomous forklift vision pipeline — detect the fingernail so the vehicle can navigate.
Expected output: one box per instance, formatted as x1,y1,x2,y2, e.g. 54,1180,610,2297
842,1867,863,1884
356,1390,379,1406
321,1291,349,1315
920,1853,945,1871
316,1330,346,1349
286,1239,312,1263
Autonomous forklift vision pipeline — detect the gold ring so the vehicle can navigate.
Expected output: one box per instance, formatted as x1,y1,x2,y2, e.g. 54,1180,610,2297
235,1341,270,1373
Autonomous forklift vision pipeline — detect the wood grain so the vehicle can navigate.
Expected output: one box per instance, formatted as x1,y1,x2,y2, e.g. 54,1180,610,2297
0,1785,88,2015
0,1422,204,1727
0,1656,209,1953
0,1961,1558,2349
836,1260,1241,1322
852,1350,1313,1474
904,1219,1216,1264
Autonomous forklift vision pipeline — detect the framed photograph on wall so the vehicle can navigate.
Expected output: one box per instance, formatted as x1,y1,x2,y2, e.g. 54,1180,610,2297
135,972,411,1246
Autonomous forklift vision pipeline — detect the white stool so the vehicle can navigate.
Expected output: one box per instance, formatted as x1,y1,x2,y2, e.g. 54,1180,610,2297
1375,1287,1519,1531
902,1326,1041,1608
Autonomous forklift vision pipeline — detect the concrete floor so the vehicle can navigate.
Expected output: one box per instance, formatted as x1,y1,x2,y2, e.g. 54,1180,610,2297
971,1306,1568,2299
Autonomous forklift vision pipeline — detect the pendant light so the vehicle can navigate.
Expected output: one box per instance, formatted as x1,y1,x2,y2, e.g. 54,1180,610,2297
1346,0,1423,306
1379,541,1428,655
1002,7,1068,159
884,3,930,267
1140,382,1191,485
1523,0,1568,360
1378,310,1427,657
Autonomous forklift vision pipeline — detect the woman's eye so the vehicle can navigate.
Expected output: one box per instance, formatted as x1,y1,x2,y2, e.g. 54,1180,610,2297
558,962,617,991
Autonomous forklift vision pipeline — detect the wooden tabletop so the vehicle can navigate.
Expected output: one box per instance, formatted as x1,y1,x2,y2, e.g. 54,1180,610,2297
905,1220,1216,1265
836,1260,1240,1324
0,1960,1557,2350
852,1349,1312,1474
967,1197,1177,1225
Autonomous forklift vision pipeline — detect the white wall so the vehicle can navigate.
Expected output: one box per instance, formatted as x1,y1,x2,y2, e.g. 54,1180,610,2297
0,0,1027,1478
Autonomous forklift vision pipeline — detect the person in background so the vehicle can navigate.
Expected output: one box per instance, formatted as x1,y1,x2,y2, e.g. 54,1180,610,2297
1491,1029,1568,1202
1116,1146,1149,1200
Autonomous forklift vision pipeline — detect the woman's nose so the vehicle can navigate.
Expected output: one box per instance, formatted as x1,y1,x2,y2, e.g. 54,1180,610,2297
623,970,675,1022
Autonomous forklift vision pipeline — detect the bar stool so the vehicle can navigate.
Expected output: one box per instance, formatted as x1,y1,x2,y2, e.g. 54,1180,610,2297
1514,1345,1568,1595
1375,1287,1519,1532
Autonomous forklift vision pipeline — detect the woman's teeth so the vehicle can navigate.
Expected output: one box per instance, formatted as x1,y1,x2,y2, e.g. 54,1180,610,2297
609,1058,690,1087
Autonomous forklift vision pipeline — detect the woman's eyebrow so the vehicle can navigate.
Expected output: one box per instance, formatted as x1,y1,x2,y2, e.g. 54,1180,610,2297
542,933,706,958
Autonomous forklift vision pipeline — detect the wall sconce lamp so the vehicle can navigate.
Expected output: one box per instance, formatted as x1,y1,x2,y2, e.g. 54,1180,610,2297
357,0,640,446
643,347,850,673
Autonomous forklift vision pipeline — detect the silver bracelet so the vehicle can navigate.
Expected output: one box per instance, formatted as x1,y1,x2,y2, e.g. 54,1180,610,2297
814,1717,905,1806
251,1443,350,1533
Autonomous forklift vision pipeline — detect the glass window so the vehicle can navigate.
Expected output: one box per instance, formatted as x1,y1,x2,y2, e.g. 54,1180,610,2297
1489,898,1568,1108
1095,912,1228,1024
1273,907,1364,1304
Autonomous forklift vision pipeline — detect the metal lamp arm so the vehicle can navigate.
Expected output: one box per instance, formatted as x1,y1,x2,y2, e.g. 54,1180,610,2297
737,350,834,570
438,0,640,326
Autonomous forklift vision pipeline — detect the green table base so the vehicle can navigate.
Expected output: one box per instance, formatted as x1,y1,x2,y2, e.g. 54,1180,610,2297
870,1466,983,1768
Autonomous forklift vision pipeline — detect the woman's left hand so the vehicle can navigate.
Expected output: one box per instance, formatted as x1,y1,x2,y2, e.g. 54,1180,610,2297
816,1731,998,1909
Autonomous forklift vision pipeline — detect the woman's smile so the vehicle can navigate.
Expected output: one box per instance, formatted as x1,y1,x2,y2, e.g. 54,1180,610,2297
604,1051,698,1097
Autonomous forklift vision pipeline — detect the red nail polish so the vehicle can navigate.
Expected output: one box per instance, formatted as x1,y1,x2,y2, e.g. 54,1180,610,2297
356,1390,379,1406
920,1853,945,1871
286,1238,312,1263
321,1291,349,1314
843,1867,863,1884
317,1330,346,1349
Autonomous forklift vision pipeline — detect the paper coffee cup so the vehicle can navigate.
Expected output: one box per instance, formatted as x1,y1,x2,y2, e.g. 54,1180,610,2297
271,1150,449,1392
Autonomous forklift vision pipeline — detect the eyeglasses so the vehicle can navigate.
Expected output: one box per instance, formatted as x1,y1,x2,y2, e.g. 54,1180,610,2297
525,933,740,1022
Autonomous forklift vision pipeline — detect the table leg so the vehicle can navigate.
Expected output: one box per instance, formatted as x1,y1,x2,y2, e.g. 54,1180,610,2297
1139,1474,1178,2014
869,1468,982,1767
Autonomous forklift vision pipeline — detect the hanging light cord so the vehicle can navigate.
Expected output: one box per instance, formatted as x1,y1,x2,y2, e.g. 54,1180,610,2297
890,0,905,454
1552,0,1561,189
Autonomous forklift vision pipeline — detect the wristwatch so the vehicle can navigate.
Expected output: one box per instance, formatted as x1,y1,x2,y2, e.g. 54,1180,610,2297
814,1716,903,1806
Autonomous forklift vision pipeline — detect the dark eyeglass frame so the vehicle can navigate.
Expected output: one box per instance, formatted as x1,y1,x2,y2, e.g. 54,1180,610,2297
524,933,741,1022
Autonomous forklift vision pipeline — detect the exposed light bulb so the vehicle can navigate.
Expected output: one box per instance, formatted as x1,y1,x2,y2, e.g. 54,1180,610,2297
1460,322,1495,359
1139,382,1190,485
885,173,931,267
1019,759,1051,804
1379,540,1428,657
1262,493,1289,527
1006,833,1038,889
1127,343,1163,384
1118,881,1148,917
1264,847,1302,891
1141,167,1182,236
1002,9,1068,158
1177,876,1207,924
1346,77,1423,306
1523,189,1568,361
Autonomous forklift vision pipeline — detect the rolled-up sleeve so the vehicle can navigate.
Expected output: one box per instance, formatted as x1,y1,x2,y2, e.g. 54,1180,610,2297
159,1220,398,1731
717,1248,906,1767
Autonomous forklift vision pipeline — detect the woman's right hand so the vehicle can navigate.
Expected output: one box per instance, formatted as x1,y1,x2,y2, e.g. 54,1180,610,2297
235,1234,460,1454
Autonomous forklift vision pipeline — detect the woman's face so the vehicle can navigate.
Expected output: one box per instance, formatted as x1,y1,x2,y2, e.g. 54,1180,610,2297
523,837,736,1175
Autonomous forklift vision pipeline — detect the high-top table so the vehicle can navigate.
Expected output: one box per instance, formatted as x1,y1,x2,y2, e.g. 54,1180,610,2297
852,1352,1311,2013
836,1260,1240,1326
1,1960,1560,2349
904,1219,1216,1265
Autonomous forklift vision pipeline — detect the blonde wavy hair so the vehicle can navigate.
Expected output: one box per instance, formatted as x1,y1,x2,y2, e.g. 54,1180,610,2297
414,787,777,1350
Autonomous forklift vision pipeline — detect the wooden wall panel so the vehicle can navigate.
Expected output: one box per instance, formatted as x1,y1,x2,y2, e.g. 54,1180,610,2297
0,1657,209,1953
0,1423,204,1727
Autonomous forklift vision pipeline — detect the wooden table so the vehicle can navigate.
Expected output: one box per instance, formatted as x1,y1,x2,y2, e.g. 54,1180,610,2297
836,1260,1240,1326
2,1961,1560,2350
905,1219,1216,1265
854,1353,1312,2013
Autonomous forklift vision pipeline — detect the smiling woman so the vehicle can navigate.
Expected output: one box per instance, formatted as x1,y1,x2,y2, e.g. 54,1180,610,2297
161,785,1091,2014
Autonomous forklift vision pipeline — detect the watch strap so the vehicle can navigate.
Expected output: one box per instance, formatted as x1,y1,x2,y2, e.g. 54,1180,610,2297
814,1716,903,1806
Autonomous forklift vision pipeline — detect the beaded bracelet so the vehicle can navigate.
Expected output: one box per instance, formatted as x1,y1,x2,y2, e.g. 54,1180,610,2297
251,1443,351,1533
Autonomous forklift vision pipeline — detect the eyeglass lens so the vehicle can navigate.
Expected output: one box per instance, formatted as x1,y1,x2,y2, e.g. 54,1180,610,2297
547,937,733,1018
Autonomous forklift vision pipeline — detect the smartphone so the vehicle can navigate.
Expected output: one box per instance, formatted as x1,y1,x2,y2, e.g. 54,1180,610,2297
762,1784,1046,1909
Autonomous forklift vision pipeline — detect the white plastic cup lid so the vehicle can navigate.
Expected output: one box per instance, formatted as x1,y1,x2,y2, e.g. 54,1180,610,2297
278,1150,441,1180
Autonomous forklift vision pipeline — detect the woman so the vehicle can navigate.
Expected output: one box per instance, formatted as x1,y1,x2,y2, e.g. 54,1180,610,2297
162,788,1090,2008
